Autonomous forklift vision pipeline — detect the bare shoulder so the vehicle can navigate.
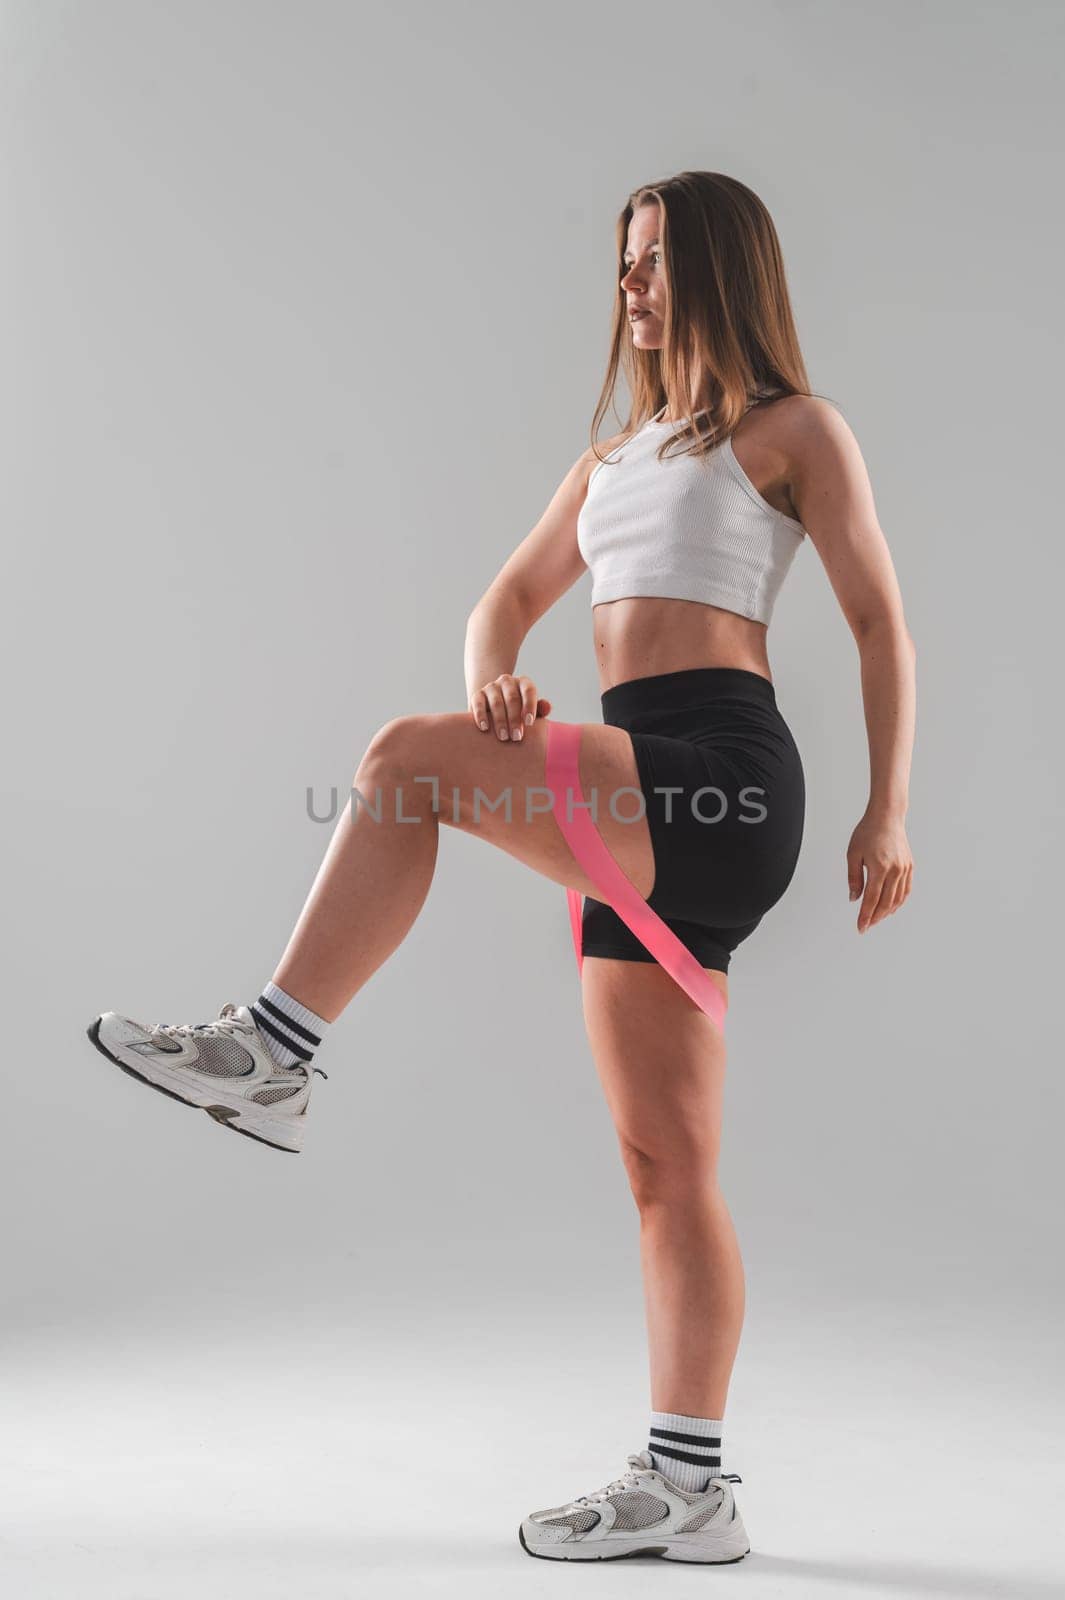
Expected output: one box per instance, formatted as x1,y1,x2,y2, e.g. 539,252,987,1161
769,393,863,469
561,427,630,501
583,426,630,468
763,396,910,640
767,394,881,545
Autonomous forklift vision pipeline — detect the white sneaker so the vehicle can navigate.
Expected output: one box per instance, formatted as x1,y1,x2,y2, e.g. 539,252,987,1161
519,1449,750,1564
86,1001,327,1154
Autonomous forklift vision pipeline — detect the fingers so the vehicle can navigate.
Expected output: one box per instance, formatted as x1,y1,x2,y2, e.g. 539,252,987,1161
858,865,893,931
489,681,524,740
855,860,913,931
893,860,913,913
519,679,538,731
855,865,880,932
885,864,907,915
470,675,540,741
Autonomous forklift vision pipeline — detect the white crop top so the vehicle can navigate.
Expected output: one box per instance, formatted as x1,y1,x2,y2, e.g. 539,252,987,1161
576,408,806,624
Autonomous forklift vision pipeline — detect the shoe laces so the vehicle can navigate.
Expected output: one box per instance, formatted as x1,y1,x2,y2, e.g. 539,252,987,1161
150,1001,250,1043
572,1454,744,1508
573,1453,652,1506
149,1003,328,1079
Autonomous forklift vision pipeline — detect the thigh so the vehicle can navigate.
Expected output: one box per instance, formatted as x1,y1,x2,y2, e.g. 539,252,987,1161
361,711,657,902
581,956,728,1178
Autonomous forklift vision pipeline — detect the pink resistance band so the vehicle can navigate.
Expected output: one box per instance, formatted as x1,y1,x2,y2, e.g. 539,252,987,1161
544,719,728,1033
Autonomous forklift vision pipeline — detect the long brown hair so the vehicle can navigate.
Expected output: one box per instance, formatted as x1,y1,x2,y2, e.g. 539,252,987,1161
591,171,823,464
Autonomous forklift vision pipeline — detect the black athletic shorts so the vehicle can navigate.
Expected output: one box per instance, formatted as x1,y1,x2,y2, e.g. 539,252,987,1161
579,666,805,974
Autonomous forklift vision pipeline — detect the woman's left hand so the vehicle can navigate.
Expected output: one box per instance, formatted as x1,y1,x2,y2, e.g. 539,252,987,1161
846,807,913,933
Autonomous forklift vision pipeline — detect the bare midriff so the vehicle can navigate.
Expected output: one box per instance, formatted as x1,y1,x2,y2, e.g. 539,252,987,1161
590,596,773,694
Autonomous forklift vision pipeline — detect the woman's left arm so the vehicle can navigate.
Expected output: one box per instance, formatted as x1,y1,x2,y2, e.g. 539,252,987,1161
784,396,917,935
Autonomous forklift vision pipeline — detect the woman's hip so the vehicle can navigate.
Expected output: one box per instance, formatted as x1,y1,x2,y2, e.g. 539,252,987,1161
598,666,805,924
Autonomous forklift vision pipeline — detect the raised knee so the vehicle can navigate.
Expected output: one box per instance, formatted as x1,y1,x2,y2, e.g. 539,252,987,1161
361,713,425,774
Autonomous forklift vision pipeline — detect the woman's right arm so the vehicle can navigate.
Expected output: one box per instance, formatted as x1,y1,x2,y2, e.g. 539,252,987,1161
463,437,622,728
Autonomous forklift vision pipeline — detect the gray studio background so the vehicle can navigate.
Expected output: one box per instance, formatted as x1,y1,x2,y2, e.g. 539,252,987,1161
3,2,1061,1596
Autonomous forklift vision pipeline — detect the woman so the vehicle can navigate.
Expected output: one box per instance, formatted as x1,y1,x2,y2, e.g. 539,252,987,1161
87,171,915,1564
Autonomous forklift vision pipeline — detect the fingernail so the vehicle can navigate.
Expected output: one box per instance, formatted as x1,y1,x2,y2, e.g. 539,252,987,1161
525,713,534,726
514,726,522,740
499,729,508,740
479,720,488,731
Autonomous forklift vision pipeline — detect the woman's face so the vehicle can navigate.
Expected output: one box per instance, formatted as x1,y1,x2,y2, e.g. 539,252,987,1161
620,204,665,351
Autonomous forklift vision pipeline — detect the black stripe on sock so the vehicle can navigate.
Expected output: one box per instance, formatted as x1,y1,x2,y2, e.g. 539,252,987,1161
649,1443,722,1469
649,1426,722,1449
251,1005,314,1062
255,994,322,1046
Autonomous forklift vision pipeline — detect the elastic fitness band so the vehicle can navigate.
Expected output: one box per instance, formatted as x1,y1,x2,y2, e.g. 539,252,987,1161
544,719,728,1033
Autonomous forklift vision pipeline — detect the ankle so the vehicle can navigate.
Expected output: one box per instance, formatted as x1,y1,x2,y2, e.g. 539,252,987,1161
251,981,331,1071
647,1410,725,1493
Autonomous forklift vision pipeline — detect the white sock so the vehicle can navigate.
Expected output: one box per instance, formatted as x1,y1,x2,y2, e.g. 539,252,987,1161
648,1410,724,1492
250,981,330,1071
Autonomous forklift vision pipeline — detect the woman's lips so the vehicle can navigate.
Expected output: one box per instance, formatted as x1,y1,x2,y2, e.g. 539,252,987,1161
629,308,651,322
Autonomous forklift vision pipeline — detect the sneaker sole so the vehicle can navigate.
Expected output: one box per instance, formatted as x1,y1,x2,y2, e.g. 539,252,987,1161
86,1018,302,1154
517,1524,750,1563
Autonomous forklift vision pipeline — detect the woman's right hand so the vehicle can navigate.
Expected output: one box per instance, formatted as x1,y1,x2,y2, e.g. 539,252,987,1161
469,674,553,742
